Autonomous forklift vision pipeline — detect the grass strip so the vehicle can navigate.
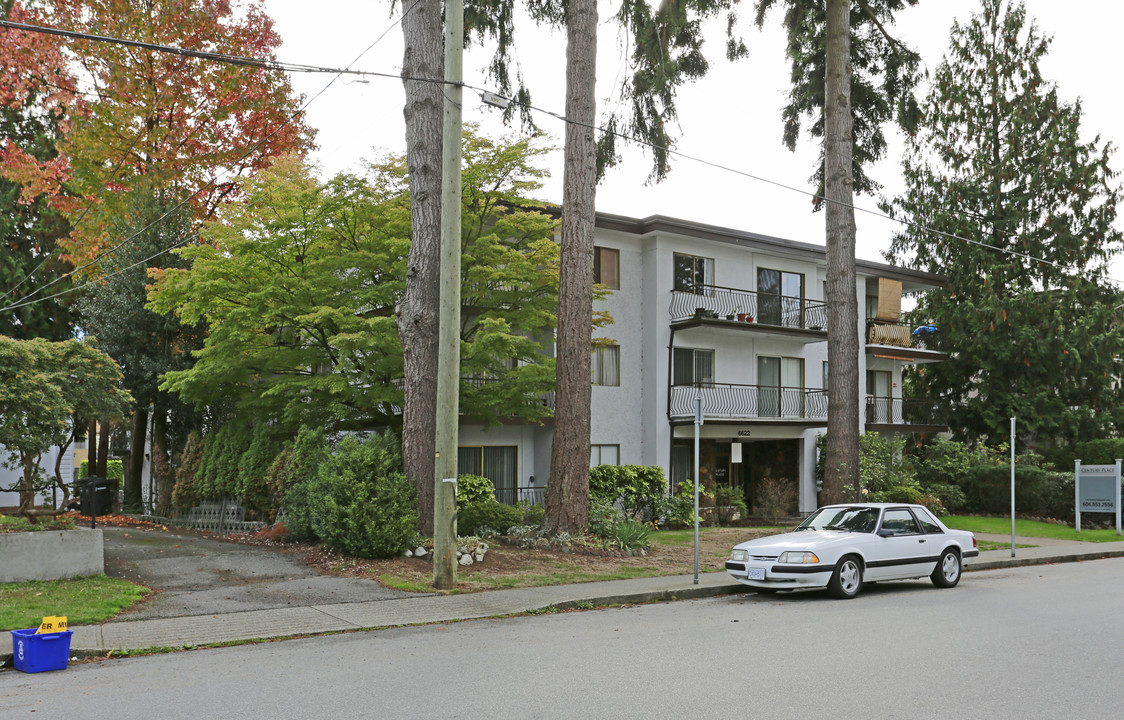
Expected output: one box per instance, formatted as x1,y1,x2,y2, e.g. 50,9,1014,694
0,575,150,631
945,516,1124,543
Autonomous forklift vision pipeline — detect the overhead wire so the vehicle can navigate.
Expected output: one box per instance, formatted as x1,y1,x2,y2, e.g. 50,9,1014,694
2,10,1121,315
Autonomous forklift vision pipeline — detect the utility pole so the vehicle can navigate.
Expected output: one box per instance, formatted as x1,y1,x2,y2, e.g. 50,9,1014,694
432,0,463,589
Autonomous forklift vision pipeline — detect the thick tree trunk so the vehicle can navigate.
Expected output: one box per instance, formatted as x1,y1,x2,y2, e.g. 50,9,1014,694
545,0,598,534
398,0,444,535
124,407,147,512
822,0,860,503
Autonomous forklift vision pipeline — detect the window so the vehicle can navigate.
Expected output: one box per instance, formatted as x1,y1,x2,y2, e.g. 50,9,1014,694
594,246,620,290
822,361,829,390
458,446,518,504
673,253,714,294
758,356,803,418
673,347,715,386
911,506,944,534
757,268,804,327
590,444,620,467
592,344,620,386
880,508,921,536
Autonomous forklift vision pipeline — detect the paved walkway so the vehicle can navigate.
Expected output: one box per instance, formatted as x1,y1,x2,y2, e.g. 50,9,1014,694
55,535,1124,654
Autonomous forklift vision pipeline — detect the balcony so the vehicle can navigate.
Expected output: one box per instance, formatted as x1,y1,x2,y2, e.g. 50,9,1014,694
865,398,950,433
865,319,946,364
669,383,828,425
669,285,828,342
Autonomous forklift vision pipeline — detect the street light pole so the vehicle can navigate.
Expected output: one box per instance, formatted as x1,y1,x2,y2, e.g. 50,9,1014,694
433,0,463,590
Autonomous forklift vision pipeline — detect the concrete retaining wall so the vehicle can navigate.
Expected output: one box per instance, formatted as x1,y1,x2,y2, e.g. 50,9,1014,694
0,528,104,583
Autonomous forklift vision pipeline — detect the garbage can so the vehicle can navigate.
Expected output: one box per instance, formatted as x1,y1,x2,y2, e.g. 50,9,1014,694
75,476,113,516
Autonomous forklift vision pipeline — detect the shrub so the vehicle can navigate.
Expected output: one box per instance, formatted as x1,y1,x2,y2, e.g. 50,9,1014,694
654,480,713,528
270,427,328,509
589,464,667,521
588,497,625,536
608,519,651,549
713,484,747,524
1069,439,1124,467
457,474,495,509
170,432,204,509
238,425,280,520
459,500,523,536
195,423,252,499
518,500,545,527
76,459,123,482
287,433,418,557
755,477,797,519
859,432,915,496
959,464,1073,520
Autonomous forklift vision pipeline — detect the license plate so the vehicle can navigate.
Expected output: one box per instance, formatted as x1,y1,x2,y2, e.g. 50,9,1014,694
748,567,766,581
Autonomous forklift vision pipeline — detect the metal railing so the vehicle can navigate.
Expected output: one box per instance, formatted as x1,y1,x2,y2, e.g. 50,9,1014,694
669,284,828,331
494,486,546,506
866,319,940,350
865,398,950,427
669,383,828,420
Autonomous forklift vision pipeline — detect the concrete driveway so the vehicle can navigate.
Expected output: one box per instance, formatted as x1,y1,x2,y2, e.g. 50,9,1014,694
102,525,422,620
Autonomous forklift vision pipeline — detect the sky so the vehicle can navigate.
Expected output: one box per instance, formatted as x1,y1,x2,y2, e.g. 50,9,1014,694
267,0,1124,275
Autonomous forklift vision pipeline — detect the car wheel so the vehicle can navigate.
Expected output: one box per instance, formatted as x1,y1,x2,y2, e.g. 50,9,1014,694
931,548,961,588
827,555,863,599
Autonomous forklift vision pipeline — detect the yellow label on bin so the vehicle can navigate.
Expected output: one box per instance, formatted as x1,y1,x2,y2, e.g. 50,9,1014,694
36,616,67,634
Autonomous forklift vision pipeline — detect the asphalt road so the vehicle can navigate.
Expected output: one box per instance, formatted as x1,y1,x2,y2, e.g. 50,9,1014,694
101,526,418,618
5,557,1123,719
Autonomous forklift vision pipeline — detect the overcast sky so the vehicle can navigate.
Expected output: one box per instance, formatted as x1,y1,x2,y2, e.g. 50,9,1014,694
267,0,1124,277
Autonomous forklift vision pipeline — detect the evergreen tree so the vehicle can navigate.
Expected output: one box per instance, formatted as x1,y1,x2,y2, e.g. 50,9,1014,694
884,0,1124,447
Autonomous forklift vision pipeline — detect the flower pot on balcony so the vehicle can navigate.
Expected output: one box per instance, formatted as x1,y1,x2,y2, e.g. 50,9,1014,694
736,313,747,322
694,308,707,319
725,314,735,320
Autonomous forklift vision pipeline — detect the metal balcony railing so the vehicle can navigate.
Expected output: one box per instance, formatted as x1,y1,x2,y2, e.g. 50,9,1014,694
866,319,940,351
494,486,546,506
669,284,828,331
865,398,950,427
669,383,828,421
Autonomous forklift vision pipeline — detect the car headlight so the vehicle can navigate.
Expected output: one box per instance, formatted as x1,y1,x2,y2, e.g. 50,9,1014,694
778,551,820,564
730,549,748,562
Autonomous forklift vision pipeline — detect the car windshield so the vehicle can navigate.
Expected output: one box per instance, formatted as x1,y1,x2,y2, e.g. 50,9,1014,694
797,507,880,533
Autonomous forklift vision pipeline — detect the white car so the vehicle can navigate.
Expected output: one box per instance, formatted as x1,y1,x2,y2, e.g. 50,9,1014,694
725,503,979,599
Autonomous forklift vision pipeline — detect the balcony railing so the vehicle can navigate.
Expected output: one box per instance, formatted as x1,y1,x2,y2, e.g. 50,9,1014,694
670,284,828,331
865,398,950,428
494,486,546,506
866,319,940,351
669,383,828,421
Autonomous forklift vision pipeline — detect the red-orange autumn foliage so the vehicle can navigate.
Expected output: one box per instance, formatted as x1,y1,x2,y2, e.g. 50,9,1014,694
0,0,314,265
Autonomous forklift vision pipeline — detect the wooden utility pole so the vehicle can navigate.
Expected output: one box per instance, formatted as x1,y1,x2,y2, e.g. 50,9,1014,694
433,0,463,589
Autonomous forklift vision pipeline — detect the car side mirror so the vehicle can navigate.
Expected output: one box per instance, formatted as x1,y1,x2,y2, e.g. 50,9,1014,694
877,529,895,538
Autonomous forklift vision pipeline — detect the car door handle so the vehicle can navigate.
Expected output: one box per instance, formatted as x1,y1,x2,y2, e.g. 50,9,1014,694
918,539,926,543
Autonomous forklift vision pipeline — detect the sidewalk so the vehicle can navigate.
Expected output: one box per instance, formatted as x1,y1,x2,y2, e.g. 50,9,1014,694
50,536,1124,655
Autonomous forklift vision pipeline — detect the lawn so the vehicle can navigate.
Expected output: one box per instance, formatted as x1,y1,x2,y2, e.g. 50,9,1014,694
0,575,151,632
944,516,1124,543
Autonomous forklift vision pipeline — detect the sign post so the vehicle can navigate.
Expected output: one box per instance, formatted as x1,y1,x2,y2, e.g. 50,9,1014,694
1010,418,1016,557
693,393,703,585
1075,459,1122,536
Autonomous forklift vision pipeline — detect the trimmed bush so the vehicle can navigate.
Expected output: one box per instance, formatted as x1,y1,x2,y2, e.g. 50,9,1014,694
290,433,417,557
459,500,523,536
959,464,1074,520
237,426,280,520
457,474,495,510
589,464,667,521
1070,439,1124,467
76,459,123,482
170,432,204,509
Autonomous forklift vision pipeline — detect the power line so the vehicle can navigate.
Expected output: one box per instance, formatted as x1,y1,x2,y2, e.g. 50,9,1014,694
3,12,1121,314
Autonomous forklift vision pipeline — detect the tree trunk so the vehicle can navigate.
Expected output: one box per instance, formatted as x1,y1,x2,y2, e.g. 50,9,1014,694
19,452,39,521
124,407,147,512
822,0,860,503
152,404,171,516
87,418,98,475
545,0,598,535
96,419,110,477
398,0,444,535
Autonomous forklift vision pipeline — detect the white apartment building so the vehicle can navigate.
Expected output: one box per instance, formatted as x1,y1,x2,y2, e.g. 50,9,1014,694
463,211,947,514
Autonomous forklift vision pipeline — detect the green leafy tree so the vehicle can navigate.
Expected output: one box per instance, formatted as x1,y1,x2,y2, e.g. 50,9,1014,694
0,335,131,519
150,133,560,432
884,0,1124,447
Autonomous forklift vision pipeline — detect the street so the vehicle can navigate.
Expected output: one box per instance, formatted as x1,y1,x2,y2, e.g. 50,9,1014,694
4,558,1123,719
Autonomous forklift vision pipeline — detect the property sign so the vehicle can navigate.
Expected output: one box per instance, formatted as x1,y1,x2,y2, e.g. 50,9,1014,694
1075,460,1122,535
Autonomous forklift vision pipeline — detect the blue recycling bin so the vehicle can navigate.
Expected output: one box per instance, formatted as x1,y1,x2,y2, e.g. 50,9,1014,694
11,628,73,673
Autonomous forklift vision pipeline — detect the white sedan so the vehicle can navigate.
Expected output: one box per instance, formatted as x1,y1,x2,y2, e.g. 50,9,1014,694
725,503,979,599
